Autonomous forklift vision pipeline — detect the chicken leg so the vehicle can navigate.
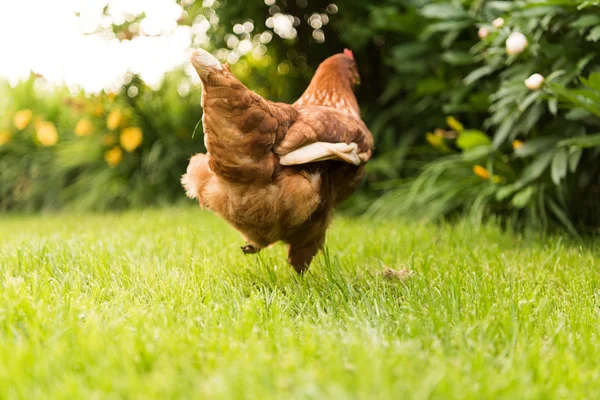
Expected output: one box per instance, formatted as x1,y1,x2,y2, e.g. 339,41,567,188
288,236,325,274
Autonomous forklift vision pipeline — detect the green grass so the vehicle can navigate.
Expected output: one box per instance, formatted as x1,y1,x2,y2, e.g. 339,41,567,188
1,207,599,399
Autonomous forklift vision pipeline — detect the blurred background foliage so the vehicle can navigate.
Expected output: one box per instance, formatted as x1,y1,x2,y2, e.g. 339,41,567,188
1,0,600,234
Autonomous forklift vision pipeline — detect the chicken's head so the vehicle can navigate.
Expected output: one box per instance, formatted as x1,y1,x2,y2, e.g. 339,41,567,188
343,49,361,86
315,49,361,89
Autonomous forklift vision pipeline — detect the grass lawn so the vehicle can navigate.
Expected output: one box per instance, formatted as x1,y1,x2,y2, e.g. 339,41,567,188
1,207,599,399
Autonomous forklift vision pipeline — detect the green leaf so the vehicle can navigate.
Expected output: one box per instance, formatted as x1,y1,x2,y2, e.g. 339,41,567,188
518,91,542,113
486,1,513,12
414,78,446,96
578,1,600,10
586,25,600,41
521,151,554,183
441,51,473,66
566,107,593,120
441,30,460,48
515,137,559,158
496,183,522,201
520,103,545,135
421,20,473,39
558,133,600,148
590,73,600,89
572,53,595,76
568,147,582,172
464,65,496,85
420,4,467,19
389,43,428,61
511,186,535,208
547,197,579,237
456,130,492,150
497,151,553,201
518,6,564,18
570,14,600,28
461,145,492,161
378,80,403,104
581,72,600,91
548,98,558,115
551,148,568,185
492,117,515,149
548,83,600,118
545,70,566,82
571,88,600,103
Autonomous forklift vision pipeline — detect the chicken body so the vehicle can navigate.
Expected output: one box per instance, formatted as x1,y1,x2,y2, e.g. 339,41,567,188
182,49,374,272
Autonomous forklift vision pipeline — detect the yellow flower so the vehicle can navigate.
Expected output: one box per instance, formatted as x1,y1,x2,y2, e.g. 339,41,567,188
33,117,43,130
103,134,117,146
0,130,11,145
104,146,123,167
36,121,58,147
446,116,464,132
106,109,123,130
75,118,93,137
92,103,104,117
120,126,143,152
512,140,524,150
426,132,443,148
473,165,490,180
13,109,33,130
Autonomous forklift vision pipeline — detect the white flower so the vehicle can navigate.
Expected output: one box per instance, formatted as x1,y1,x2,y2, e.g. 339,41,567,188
506,32,528,55
525,73,545,90
478,27,490,39
492,18,505,28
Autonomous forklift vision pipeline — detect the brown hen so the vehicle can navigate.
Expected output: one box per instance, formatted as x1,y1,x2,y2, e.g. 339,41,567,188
181,48,374,273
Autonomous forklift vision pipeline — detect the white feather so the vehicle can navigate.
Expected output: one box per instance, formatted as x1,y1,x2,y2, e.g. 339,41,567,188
279,142,361,166
180,173,198,199
191,49,223,78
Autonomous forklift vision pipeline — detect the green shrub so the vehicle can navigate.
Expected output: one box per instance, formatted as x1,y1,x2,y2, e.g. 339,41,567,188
361,0,600,234
0,71,205,211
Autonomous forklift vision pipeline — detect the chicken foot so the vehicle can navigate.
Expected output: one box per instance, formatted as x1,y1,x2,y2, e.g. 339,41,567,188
279,142,361,166
241,244,260,254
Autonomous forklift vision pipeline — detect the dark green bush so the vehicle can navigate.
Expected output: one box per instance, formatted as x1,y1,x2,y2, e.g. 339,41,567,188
358,0,600,234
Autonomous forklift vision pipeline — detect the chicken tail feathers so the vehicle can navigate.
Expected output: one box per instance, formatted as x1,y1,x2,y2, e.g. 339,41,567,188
181,153,212,203
191,49,223,79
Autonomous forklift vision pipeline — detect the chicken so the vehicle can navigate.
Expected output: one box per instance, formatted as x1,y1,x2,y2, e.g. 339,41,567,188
181,48,374,273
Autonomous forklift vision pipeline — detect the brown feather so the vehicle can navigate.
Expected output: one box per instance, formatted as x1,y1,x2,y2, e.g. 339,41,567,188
182,50,374,272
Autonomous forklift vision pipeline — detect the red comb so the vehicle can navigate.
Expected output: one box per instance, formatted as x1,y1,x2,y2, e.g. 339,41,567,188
344,48,354,58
